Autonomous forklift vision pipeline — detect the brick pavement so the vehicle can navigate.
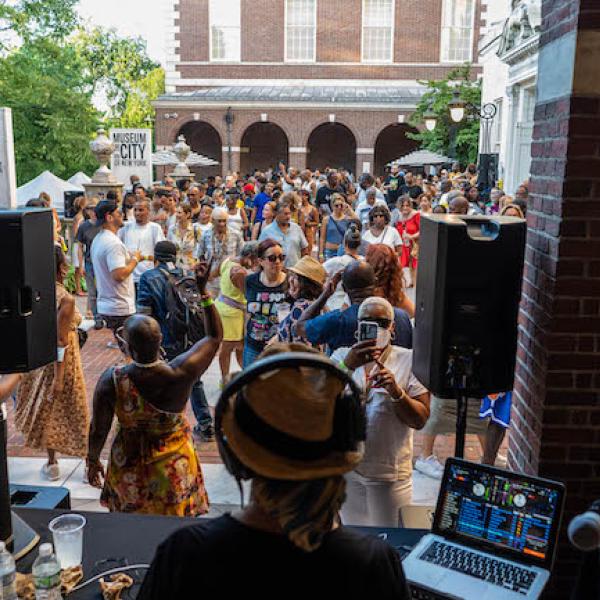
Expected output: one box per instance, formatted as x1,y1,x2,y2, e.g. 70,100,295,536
7,328,489,466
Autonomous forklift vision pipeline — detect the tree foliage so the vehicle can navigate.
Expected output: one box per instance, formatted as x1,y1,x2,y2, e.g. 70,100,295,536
0,38,98,184
0,1,163,184
73,27,159,122
111,66,165,129
408,65,481,166
0,0,79,50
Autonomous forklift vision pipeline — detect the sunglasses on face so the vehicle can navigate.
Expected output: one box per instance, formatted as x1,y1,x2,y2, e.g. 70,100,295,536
334,204,344,209
264,254,286,263
368,318,392,328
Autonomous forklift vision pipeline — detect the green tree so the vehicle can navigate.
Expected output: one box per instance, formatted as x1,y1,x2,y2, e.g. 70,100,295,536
112,66,165,129
408,65,481,165
74,26,159,123
0,0,79,50
0,38,98,184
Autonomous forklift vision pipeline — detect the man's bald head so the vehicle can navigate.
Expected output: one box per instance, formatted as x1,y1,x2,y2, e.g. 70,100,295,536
449,196,469,215
124,315,162,363
343,261,376,303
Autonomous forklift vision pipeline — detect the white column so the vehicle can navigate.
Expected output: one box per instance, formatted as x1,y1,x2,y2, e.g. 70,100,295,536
503,86,519,195
0,108,17,209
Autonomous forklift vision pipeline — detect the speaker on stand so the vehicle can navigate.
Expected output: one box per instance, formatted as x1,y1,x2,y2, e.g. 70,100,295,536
412,214,526,457
0,208,58,558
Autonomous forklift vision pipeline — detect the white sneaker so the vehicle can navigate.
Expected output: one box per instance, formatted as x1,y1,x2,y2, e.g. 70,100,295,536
42,462,60,482
415,455,444,480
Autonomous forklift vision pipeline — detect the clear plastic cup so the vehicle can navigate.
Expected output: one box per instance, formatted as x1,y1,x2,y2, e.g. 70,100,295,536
48,513,86,568
277,302,291,323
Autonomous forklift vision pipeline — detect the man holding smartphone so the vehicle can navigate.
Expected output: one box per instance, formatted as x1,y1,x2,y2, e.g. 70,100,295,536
332,297,430,528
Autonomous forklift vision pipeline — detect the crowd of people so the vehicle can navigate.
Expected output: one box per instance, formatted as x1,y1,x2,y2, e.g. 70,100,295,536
3,161,528,592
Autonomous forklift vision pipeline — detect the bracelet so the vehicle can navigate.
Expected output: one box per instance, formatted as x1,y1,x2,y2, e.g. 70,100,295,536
390,388,409,404
200,297,214,308
56,346,67,362
338,359,353,373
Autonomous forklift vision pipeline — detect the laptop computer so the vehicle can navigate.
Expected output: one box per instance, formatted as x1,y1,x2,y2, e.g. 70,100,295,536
402,458,565,599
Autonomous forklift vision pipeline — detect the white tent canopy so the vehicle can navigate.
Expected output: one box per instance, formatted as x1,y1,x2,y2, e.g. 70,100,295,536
17,170,84,214
152,149,219,167
388,149,455,167
67,171,92,186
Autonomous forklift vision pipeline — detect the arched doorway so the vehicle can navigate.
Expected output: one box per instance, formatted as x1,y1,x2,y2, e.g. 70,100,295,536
374,124,420,177
178,121,222,178
240,122,289,175
307,123,356,174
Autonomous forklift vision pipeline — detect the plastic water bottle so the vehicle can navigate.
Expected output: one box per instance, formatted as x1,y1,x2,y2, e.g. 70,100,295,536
0,541,17,600
32,543,62,600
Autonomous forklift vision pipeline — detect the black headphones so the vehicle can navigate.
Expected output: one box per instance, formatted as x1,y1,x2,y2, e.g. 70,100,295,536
215,352,366,482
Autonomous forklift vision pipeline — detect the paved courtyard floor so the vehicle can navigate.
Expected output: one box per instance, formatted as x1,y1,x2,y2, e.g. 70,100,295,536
7,293,498,516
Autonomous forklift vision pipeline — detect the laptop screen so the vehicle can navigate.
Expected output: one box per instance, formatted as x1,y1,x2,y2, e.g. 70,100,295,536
433,459,565,569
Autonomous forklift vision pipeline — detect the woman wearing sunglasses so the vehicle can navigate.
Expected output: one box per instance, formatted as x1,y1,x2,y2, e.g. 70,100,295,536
231,238,288,367
319,193,357,261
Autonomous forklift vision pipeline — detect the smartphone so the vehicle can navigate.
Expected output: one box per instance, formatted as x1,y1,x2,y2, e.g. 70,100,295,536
358,321,379,342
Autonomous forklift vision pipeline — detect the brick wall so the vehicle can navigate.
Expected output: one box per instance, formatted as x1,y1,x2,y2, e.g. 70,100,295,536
173,0,483,80
317,0,361,62
510,0,600,594
242,0,284,61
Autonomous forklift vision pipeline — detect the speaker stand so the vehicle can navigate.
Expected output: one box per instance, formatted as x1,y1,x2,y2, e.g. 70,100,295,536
446,350,476,459
0,405,39,560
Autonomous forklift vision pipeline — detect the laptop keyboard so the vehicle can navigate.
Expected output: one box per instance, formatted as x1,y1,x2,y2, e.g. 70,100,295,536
419,541,536,595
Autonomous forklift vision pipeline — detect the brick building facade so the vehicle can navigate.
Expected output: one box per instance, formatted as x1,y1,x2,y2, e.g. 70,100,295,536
155,0,484,177
510,0,600,594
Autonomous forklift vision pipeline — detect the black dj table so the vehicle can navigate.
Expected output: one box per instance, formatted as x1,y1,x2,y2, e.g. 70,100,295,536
14,508,428,599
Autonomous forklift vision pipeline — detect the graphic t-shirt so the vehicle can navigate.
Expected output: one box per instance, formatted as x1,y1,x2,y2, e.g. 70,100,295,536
244,272,288,351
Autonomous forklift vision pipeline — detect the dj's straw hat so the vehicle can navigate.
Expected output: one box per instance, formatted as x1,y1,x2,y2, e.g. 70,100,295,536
287,256,326,286
219,343,364,481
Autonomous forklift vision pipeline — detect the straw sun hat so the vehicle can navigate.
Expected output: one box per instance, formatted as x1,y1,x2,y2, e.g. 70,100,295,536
287,256,326,286
218,343,365,481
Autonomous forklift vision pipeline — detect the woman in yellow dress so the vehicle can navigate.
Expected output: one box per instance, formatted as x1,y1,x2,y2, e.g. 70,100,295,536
215,242,259,384
16,247,89,481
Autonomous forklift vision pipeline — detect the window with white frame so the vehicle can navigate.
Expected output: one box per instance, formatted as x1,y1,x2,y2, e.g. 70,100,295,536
362,0,395,63
209,0,241,62
440,0,475,63
285,0,317,62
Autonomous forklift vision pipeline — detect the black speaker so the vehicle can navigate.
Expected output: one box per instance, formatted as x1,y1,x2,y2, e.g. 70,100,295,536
413,214,526,398
477,153,499,190
0,209,57,373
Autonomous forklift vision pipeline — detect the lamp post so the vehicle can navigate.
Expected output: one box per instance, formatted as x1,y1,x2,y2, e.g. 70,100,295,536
421,90,497,176
447,89,497,154
224,107,234,174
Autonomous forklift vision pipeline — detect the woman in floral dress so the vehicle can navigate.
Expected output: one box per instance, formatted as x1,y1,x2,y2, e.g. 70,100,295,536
86,260,221,517
16,247,89,481
167,203,198,275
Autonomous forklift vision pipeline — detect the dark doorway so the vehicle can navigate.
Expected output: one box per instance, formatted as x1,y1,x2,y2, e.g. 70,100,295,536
374,124,420,178
178,121,222,178
307,123,357,174
240,122,289,175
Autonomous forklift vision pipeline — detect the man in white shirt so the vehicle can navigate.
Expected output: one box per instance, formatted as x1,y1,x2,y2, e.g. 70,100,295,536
332,297,430,527
356,174,386,205
91,200,141,346
356,188,387,227
118,198,165,289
